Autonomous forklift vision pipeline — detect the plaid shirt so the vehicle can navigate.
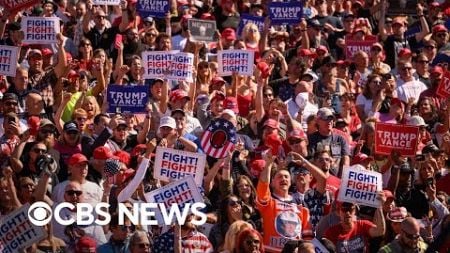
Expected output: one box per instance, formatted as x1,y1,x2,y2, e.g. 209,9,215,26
29,68,57,109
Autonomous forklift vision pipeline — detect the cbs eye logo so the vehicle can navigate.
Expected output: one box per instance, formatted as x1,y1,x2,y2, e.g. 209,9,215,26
28,202,53,226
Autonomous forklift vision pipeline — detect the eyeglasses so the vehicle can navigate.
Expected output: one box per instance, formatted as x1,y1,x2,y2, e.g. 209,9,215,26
245,238,260,246
4,101,18,106
263,93,273,98
135,243,150,249
76,117,87,122
21,183,34,189
66,190,83,196
33,148,47,154
402,229,420,240
228,200,241,207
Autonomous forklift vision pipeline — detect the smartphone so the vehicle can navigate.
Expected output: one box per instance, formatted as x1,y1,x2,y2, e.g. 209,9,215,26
114,34,123,49
424,178,434,186
8,117,15,124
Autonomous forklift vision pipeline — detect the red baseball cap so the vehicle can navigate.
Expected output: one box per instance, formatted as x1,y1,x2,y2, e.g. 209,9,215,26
430,65,444,75
170,89,190,102
131,144,147,157
289,128,306,140
351,153,373,165
41,48,53,56
68,70,79,80
222,28,236,40
390,98,404,110
223,97,239,114
93,146,114,160
68,153,88,166
432,24,448,33
397,48,412,58
211,76,227,86
298,49,317,58
76,236,97,252
383,189,395,200
316,45,328,54
263,119,280,129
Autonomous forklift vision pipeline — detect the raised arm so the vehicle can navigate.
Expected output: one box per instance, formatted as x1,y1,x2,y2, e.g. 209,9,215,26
54,92,72,134
378,0,388,41
368,192,386,237
3,167,22,208
291,153,328,194
119,0,130,32
255,68,266,122
203,158,224,194
259,17,270,53
137,112,150,144
159,78,169,114
54,34,68,78
415,4,430,42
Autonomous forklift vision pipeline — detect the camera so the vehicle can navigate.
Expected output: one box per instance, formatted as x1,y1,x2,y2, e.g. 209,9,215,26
35,154,56,175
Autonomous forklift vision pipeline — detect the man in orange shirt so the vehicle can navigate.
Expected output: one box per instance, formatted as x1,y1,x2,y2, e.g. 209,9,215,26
256,151,313,253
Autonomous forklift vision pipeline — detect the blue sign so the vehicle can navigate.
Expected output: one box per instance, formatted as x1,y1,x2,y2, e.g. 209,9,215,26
445,19,450,31
107,85,149,113
268,1,303,25
137,0,169,18
404,25,420,40
238,14,264,36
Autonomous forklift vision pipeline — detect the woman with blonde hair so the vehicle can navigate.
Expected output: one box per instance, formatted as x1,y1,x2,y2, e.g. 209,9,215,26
221,220,253,253
242,23,261,61
196,61,213,96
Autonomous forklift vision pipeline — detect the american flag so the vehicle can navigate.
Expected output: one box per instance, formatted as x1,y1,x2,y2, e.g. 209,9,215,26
201,118,237,158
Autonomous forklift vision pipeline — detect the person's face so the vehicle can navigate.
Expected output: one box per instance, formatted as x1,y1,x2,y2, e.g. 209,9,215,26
317,117,334,132
159,126,175,138
2,99,18,113
283,222,297,236
272,170,291,192
131,58,142,75
355,53,369,68
19,180,35,197
243,235,261,253
368,77,383,94
423,43,437,57
159,38,171,51
237,178,252,200
419,165,434,180
75,115,87,130
392,22,406,36
400,225,420,249
419,99,432,114
316,153,332,172
127,29,139,43
262,126,277,139
14,70,28,89
75,2,86,17
296,171,312,186
38,126,56,143
399,63,413,80
172,112,186,132
30,143,47,162
391,221,402,234
150,81,163,99
339,205,356,225
370,46,382,59
434,31,448,45
112,220,133,241
344,18,354,31
262,89,274,105
64,130,80,145
29,55,43,71
210,99,224,116
288,138,308,157
64,184,83,204
131,236,150,253
415,57,429,71
79,40,92,55
398,172,412,187
70,162,88,179
227,197,243,220
383,198,395,213
114,125,128,141
43,3,54,14
288,57,302,74
94,52,106,65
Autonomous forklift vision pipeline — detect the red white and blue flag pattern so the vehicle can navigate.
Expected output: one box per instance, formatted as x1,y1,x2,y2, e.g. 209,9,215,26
201,118,237,158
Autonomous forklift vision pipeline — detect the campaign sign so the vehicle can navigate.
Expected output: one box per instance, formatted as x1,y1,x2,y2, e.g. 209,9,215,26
93,0,120,5
0,45,19,77
311,238,330,253
188,19,216,42
268,1,303,25
137,0,169,17
107,85,149,113
0,0,40,13
142,51,176,79
153,147,206,186
404,25,420,40
337,165,382,208
345,35,378,59
0,204,47,253
436,70,450,98
218,50,255,76
168,52,194,82
237,14,264,36
374,123,420,157
22,17,60,44
145,176,203,224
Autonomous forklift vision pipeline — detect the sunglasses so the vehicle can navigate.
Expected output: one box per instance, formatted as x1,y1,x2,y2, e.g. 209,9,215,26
263,93,273,98
341,206,356,213
289,138,303,145
33,148,47,154
402,229,420,240
228,200,241,207
4,101,18,106
66,190,83,196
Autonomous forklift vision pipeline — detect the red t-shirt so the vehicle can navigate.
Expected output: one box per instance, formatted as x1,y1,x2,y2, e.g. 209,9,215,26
324,220,375,253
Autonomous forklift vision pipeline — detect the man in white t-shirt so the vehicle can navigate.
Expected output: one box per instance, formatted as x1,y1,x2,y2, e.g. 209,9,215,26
52,153,103,206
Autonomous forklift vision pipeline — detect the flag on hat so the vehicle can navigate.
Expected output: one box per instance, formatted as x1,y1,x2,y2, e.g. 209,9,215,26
201,118,237,158
104,158,121,178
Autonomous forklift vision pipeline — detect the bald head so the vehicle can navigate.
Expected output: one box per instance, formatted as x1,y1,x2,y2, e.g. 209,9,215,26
401,217,419,231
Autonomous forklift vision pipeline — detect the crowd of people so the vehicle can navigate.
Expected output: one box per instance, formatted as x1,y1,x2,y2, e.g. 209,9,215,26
0,0,450,252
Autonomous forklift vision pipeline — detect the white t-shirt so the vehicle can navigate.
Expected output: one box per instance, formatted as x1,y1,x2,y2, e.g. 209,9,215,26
356,94,373,117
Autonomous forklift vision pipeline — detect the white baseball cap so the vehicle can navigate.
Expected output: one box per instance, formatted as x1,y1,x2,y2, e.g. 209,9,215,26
159,116,176,129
